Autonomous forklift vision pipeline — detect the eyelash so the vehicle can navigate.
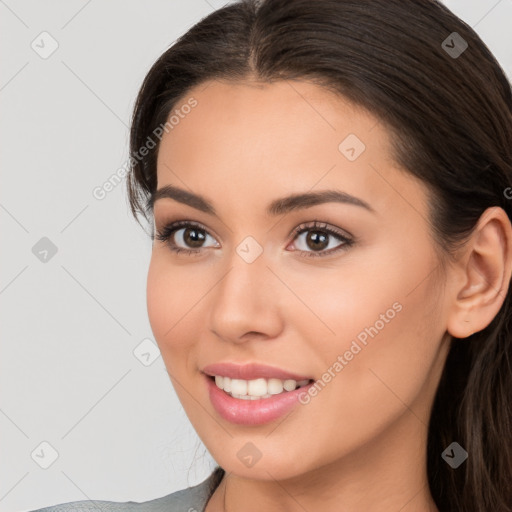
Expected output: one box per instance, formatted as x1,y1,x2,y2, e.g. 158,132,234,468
154,220,354,258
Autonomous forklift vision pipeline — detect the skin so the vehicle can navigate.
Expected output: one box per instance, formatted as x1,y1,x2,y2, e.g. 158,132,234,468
146,78,512,512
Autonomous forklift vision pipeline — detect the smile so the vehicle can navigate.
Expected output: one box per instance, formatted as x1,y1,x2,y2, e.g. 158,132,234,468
213,375,312,399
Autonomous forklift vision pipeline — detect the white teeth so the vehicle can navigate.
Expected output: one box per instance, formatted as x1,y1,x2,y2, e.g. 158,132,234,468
267,378,284,395
231,392,273,400
230,379,248,395
213,375,311,399
232,393,252,400
283,379,297,391
247,378,267,396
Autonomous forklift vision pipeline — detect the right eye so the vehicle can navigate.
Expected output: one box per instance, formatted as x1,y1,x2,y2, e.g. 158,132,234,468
154,220,220,255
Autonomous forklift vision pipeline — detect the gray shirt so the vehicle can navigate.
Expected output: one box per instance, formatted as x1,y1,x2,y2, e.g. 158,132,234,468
29,471,219,512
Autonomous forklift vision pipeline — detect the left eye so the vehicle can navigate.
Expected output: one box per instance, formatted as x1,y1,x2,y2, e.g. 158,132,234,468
289,221,354,258
154,220,354,258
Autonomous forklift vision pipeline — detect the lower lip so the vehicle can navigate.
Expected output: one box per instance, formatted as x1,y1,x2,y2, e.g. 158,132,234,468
205,374,313,426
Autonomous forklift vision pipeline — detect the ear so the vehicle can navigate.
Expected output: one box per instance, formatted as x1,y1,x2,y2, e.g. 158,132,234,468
446,206,512,339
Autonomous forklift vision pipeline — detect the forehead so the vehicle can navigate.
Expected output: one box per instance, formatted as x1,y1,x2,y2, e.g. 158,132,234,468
154,79,427,222
158,78,384,150
157,79,388,173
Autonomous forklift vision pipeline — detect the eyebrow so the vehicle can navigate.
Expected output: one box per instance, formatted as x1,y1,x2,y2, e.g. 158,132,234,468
148,185,376,216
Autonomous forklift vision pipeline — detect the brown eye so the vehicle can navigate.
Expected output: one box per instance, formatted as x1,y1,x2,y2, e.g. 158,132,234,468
291,221,354,258
304,231,329,251
181,226,207,248
154,221,220,254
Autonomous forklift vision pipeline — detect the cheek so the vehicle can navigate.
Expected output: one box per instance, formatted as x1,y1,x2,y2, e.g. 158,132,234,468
146,254,196,357
297,240,443,402
315,266,443,431
146,257,170,342
282,255,406,363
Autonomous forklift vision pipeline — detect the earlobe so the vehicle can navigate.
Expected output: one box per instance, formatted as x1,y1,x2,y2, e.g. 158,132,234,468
446,207,512,339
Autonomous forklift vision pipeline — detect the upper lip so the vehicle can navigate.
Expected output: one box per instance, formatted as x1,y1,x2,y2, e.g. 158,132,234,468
202,362,313,381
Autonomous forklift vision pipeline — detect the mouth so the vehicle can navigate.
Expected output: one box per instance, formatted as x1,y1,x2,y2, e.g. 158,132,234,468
204,372,316,425
206,374,314,400
201,362,316,424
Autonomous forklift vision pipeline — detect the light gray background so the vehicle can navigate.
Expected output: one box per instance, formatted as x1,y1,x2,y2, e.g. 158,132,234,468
1,1,511,510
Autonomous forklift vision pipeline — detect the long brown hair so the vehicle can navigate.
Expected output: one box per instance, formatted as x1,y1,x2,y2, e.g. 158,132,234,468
126,1,512,510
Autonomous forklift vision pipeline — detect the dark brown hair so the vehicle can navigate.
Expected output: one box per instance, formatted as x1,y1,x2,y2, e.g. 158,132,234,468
126,1,512,510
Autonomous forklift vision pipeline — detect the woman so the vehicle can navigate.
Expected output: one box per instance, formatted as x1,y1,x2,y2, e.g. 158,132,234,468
31,0,512,510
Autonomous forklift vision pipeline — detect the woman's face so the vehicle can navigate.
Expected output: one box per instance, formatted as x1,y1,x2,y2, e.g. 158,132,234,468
147,79,452,480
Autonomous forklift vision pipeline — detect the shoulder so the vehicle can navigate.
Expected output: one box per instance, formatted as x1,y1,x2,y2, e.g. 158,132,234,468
27,472,217,512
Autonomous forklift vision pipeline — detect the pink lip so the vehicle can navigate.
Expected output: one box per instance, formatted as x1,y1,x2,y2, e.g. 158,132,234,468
202,362,312,381
204,374,314,425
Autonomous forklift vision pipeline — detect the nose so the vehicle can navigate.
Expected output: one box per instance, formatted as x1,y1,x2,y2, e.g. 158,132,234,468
208,246,284,344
